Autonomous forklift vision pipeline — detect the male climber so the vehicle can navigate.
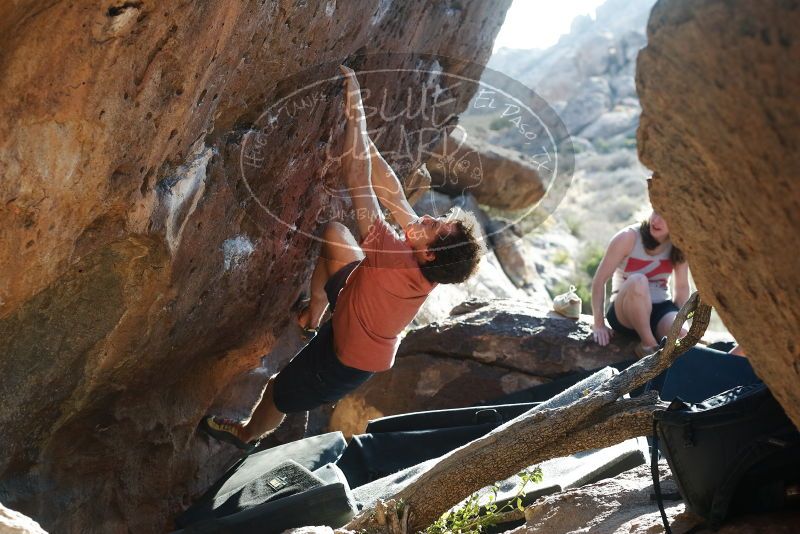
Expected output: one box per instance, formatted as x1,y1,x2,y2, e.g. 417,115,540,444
200,66,483,451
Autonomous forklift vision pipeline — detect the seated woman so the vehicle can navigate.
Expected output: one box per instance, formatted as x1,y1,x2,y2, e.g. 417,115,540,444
591,211,690,356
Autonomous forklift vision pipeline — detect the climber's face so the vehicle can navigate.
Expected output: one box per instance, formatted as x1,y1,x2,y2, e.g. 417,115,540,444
649,211,669,242
404,215,457,262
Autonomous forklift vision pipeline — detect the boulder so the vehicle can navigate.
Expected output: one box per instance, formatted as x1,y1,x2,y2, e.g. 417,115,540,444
329,352,545,437
398,299,638,376
609,73,638,100
330,299,638,436
0,0,511,531
486,219,552,301
559,77,612,136
512,462,800,534
426,129,546,210
0,503,47,534
579,106,639,141
637,0,800,429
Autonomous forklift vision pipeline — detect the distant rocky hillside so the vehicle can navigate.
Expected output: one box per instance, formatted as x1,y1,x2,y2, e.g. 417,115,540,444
456,0,671,318
489,0,655,107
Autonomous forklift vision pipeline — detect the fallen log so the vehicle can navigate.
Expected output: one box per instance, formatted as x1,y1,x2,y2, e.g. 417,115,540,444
343,292,711,533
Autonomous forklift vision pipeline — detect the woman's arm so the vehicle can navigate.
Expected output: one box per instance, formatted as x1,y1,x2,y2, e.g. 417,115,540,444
672,261,690,308
591,229,635,345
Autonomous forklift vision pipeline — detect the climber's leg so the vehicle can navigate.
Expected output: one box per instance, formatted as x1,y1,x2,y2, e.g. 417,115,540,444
242,320,372,443
237,375,284,443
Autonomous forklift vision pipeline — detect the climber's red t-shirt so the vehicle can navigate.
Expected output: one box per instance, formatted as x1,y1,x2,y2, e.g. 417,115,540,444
332,219,435,372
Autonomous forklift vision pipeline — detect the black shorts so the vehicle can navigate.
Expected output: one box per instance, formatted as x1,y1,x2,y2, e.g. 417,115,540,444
273,261,372,413
606,299,679,340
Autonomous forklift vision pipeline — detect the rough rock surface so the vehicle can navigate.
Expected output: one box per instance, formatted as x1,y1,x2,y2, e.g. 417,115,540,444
330,299,638,435
485,219,550,294
0,1,510,531
637,0,800,429
512,462,800,534
579,105,640,141
559,77,613,136
426,128,546,210
398,299,638,376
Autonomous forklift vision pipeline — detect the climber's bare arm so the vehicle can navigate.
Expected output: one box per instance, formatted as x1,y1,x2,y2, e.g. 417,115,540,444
340,65,382,240
367,139,418,228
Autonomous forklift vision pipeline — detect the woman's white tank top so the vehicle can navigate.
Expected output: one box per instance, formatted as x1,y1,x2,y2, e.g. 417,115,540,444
611,225,673,303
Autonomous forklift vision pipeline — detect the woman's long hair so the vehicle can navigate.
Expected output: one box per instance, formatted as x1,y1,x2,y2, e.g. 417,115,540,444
639,220,685,264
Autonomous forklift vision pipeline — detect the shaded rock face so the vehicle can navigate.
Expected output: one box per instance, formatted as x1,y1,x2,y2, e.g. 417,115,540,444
0,1,511,531
330,299,638,435
329,352,544,437
637,0,800,429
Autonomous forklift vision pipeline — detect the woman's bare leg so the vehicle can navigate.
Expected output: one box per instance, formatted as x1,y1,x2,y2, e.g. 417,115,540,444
654,311,688,341
613,273,659,348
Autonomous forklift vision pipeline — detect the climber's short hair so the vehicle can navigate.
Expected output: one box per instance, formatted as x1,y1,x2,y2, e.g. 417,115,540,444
419,207,484,285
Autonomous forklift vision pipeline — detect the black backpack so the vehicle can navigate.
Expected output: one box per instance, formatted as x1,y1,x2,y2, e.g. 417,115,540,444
652,383,800,532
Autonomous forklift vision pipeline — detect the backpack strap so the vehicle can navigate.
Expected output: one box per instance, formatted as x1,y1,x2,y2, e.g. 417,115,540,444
651,417,673,534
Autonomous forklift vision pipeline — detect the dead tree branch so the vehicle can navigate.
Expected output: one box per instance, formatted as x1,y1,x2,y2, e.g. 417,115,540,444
344,293,711,533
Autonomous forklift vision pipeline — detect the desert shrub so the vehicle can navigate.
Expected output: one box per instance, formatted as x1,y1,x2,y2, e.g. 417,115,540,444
489,116,512,131
564,215,582,238
581,245,605,278
426,467,543,534
552,249,571,266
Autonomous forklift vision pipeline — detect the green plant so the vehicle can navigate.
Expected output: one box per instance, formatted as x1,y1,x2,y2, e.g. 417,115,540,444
564,215,582,238
425,467,544,534
488,116,512,131
552,249,571,266
580,245,605,278
594,138,612,154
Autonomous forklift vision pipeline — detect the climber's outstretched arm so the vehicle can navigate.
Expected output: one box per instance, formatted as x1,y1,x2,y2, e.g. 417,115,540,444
367,138,418,229
340,65,382,240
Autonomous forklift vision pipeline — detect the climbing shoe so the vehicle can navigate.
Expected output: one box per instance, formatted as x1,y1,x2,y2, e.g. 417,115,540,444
199,416,257,453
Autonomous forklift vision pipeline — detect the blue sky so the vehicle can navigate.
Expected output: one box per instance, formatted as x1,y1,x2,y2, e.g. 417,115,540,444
493,0,607,51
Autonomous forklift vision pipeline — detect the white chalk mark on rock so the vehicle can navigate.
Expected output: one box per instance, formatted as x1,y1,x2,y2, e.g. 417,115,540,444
223,235,255,271
371,0,392,25
163,140,213,254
